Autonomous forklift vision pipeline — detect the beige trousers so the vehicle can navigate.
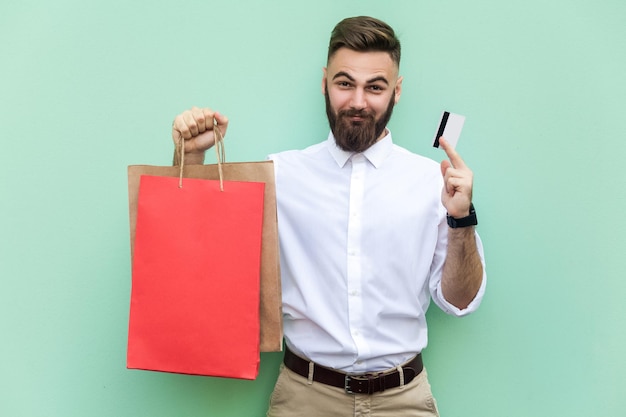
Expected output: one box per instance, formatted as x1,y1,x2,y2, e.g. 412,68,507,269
267,364,440,417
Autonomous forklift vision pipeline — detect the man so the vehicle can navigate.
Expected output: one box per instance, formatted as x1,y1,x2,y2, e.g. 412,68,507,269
172,16,486,417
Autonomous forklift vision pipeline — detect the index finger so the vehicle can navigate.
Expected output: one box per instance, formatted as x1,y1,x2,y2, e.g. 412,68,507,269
439,136,467,169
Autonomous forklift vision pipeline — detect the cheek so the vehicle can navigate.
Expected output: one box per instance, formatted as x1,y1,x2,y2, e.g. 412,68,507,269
328,89,351,111
373,93,395,113
368,99,387,116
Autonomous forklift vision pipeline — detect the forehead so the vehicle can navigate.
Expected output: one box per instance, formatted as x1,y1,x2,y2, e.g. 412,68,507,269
327,48,398,80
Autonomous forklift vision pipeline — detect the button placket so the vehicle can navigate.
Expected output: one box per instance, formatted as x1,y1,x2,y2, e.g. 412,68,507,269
346,154,367,364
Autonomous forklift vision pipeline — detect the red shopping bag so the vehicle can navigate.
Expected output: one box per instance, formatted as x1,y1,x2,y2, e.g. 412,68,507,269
127,174,265,379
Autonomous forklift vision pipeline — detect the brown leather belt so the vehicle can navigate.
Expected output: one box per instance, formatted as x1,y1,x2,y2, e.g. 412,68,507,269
283,346,423,395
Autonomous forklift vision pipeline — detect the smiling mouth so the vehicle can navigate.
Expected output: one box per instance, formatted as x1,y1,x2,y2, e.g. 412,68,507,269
339,110,373,124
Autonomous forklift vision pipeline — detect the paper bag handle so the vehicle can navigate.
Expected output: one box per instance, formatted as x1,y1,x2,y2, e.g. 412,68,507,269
176,120,226,191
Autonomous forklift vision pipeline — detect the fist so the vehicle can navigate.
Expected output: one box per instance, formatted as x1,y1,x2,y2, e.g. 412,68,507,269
171,106,229,154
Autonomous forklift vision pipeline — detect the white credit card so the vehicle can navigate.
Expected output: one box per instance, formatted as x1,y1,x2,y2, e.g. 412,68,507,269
433,111,465,149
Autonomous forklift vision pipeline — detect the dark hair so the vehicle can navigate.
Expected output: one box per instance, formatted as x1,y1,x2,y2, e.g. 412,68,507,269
327,16,401,67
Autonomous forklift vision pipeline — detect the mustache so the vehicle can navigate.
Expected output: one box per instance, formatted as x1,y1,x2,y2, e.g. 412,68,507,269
338,108,375,120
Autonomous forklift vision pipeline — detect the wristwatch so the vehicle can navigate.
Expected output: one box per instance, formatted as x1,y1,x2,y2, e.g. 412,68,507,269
447,203,478,228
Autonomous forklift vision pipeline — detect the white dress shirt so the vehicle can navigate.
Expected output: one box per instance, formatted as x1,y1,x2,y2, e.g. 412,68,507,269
269,131,486,373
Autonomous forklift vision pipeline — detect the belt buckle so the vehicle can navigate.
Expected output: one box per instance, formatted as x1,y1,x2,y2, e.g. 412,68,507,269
344,374,370,394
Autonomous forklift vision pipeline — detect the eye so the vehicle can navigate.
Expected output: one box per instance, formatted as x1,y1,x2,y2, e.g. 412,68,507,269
337,81,353,88
368,85,385,92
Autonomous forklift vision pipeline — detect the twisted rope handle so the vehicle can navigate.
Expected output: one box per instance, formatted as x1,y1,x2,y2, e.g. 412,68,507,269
177,134,185,188
213,121,225,191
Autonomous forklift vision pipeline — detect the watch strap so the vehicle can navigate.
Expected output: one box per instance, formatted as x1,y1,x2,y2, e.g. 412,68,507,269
447,203,478,228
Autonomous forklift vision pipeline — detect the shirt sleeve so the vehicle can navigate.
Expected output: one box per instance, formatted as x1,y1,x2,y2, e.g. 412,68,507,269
429,217,487,317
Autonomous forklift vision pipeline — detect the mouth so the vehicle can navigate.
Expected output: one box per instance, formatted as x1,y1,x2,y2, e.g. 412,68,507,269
341,112,371,123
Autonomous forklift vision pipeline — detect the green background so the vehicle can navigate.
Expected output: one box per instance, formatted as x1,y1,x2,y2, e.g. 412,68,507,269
2,0,625,416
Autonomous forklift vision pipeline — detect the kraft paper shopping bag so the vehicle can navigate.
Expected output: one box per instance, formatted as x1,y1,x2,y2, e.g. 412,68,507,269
128,160,283,353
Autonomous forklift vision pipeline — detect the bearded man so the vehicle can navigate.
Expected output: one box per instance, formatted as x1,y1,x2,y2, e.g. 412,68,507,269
172,16,486,417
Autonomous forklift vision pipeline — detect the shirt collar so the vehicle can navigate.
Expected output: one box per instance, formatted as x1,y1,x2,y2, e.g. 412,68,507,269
327,130,393,169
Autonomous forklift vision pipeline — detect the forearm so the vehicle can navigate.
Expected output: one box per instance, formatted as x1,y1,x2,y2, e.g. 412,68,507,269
441,227,484,310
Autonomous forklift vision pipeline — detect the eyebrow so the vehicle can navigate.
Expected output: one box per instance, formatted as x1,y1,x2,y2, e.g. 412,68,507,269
332,71,389,86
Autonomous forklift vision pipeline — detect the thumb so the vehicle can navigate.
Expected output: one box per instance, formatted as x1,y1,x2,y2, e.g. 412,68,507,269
214,112,229,137
440,159,451,178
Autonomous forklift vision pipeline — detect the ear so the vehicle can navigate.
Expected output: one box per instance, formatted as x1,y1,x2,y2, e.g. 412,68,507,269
394,75,403,104
321,67,328,95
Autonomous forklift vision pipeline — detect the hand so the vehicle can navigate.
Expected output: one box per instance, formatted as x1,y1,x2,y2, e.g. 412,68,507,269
171,106,229,155
439,137,473,218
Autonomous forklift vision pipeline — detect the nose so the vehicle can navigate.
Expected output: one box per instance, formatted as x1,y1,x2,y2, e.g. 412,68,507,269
349,88,366,110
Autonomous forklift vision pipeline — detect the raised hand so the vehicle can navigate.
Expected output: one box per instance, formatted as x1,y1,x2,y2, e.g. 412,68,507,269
439,137,473,219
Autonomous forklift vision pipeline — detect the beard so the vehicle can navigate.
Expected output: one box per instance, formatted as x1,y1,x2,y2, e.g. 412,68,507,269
325,90,396,153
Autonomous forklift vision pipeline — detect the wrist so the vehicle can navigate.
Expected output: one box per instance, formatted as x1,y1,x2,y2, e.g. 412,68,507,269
173,149,206,166
447,203,478,228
